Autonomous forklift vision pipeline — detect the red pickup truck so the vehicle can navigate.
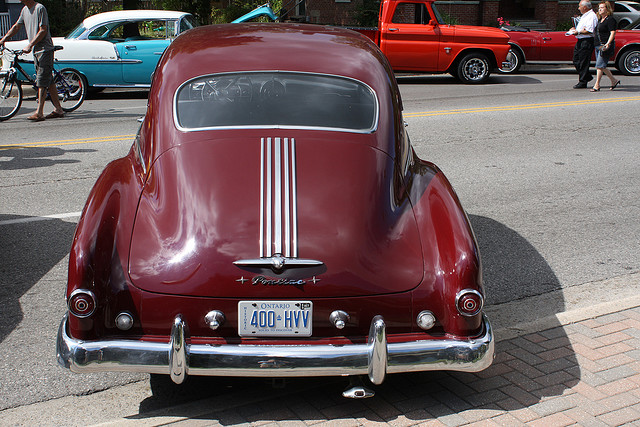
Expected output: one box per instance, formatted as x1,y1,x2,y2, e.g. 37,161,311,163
352,0,511,83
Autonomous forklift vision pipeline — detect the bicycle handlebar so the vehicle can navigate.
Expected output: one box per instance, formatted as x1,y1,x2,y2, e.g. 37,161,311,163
0,46,25,57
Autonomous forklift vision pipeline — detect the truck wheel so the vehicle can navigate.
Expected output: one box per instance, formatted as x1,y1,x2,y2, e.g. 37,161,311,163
457,53,491,84
499,48,523,73
616,49,640,76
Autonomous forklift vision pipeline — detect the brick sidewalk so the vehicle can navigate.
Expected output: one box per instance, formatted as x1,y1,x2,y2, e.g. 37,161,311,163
162,306,640,426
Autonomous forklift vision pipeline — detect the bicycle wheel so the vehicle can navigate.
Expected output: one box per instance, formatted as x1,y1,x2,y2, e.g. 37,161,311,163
0,75,22,121
56,68,86,112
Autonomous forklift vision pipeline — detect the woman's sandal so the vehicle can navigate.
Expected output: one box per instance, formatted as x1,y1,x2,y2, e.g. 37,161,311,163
610,80,621,90
590,87,600,92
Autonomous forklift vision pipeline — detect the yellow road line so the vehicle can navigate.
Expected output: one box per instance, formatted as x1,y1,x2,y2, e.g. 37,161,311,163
0,135,136,150
404,96,640,118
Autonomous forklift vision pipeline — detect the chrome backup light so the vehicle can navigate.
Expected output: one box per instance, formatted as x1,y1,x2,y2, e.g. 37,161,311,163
416,310,436,330
68,289,96,318
456,289,484,317
205,310,225,330
115,312,134,331
329,310,350,329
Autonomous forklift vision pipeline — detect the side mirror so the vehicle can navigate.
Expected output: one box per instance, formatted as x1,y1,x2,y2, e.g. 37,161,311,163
429,19,437,26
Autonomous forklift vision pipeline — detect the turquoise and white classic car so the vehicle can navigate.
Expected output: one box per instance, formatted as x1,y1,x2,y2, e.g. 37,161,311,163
2,6,280,90
3,10,197,89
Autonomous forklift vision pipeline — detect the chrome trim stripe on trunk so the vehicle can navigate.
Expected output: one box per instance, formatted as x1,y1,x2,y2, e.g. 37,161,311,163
284,139,291,257
291,139,298,258
274,137,282,255
261,137,297,257
259,138,266,258
235,137,322,270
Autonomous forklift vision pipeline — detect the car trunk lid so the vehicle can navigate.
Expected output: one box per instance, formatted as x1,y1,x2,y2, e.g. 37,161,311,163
128,134,423,298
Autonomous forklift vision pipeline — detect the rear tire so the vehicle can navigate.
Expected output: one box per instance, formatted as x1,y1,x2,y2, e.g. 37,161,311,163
499,48,523,73
616,49,640,76
457,53,491,84
56,68,87,112
0,76,22,121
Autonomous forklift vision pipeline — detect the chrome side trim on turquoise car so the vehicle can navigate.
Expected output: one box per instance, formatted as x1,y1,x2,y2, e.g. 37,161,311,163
57,314,494,384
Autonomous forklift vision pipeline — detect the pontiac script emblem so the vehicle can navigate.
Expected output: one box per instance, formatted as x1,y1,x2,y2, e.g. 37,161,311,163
236,275,321,286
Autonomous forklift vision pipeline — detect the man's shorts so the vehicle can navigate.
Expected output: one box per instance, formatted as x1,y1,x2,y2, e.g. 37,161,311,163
33,50,54,88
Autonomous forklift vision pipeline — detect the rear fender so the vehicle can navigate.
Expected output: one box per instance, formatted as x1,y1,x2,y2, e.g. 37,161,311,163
67,150,144,339
407,156,483,336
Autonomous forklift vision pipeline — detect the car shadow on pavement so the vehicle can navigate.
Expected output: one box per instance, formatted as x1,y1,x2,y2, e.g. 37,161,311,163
0,147,93,171
133,214,581,423
0,215,76,343
86,89,149,100
396,75,508,85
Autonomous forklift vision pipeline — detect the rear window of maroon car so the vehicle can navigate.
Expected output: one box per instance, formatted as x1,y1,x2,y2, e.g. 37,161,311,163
175,72,379,132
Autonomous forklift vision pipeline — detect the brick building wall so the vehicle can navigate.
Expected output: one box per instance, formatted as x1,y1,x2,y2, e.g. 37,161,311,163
558,0,580,27
435,1,481,24
481,0,500,25
535,0,559,28
307,0,361,24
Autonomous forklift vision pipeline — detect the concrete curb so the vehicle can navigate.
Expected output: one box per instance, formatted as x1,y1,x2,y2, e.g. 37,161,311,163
493,294,640,341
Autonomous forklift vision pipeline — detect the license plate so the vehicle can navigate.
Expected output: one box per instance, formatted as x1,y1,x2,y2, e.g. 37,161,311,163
238,301,313,337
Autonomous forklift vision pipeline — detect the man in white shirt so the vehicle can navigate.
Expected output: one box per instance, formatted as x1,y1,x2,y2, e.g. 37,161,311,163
0,0,64,120
569,1,598,88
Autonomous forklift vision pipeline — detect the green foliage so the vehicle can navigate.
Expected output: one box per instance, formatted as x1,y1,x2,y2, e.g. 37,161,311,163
153,0,212,24
556,20,574,31
38,0,285,33
87,2,122,16
40,0,84,37
354,0,380,27
211,0,282,24
439,11,458,25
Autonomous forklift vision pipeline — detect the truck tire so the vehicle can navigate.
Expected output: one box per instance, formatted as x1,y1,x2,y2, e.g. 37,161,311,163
616,49,640,76
457,53,491,84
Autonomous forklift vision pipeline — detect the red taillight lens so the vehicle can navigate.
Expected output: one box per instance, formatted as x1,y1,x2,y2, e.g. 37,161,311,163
456,289,483,316
68,290,96,318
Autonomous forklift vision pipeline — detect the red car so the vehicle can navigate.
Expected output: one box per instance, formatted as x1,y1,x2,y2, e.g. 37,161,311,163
500,25,640,75
56,23,493,398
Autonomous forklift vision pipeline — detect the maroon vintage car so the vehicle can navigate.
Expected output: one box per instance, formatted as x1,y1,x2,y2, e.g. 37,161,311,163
56,23,493,398
500,25,640,75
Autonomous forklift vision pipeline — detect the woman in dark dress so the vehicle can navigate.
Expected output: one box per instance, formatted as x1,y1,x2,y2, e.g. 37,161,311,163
591,1,620,91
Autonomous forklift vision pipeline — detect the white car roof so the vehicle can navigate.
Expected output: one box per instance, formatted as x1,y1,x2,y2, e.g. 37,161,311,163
82,10,189,29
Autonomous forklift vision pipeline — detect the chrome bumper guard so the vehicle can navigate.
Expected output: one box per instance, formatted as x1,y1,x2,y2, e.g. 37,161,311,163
57,313,494,385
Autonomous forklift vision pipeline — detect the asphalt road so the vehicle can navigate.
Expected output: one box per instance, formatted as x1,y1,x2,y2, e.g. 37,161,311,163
1,68,639,417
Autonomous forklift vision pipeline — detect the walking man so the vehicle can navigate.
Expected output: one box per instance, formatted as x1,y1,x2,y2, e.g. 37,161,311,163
569,0,598,88
0,0,65,121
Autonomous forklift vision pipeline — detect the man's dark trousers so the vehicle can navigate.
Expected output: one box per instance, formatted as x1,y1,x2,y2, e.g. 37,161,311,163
573,37,594,85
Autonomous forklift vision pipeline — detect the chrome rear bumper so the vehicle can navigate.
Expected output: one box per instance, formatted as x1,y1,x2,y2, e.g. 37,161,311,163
57,314,494,385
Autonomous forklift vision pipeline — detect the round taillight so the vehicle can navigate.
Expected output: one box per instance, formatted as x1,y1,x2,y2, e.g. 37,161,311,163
456,289,483,317
68,289,96,318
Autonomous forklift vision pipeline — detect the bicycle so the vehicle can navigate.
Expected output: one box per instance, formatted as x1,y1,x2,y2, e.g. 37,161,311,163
0,45,86,121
